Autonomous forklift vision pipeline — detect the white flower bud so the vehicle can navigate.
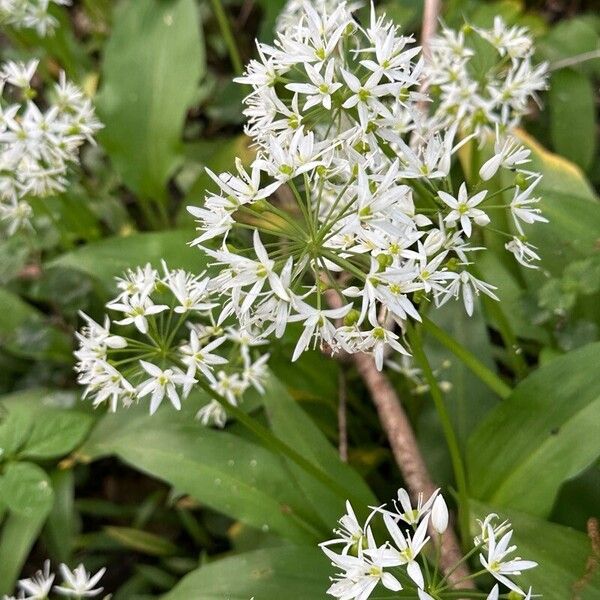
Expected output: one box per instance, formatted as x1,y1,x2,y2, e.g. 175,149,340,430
431,494,449,534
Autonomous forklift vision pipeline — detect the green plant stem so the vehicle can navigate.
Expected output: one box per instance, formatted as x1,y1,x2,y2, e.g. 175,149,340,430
195,378,355,503
421,317,511,399
209,0,243,75
406,322,471,551
470,267,528,379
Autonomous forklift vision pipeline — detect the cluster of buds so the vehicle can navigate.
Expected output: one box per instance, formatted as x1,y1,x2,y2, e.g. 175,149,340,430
186,1,548,371
74,263,269,425
0,60,102,235
321,488,536,600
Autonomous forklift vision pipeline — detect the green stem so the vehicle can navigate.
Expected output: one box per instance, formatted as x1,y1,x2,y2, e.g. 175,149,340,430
406,322,471,551
421,317,511,400
470,268,528,379
195,378,356,503
209,0,243,75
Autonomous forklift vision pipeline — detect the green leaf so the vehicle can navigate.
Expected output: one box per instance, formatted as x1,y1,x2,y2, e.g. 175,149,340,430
538,17,600,78
105,526,178,557
97,0,204,200
48,231,206,291
473,501,600,599
0,462,54,518
260,377,377,528
0,288,71,363
162,547,330,599
78,397,326,544
468,342,600,516
506,131,600,278
20,410,94,460
43,469,76,563
549,69,596,171
0,510,50,595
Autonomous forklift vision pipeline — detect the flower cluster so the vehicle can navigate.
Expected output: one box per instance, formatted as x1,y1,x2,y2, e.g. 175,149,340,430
5,560,106,599
320,488,537,600
0,60,102,235
187,2,547,370
74,262,269,425
426,17,548,136
0,0,71,37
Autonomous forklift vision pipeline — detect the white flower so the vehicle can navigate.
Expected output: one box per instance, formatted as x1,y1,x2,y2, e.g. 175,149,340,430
196,398,227,427
17,560,54,599
323,500,370,553
480,525,537,595
107,293,169,334
54,563,106,598
510,176,548,235
437,270,499,316
181,330,228,384
286,61,342,110
431,494,448,534
392,487,437,526
322,537,402,600
479,133,531,181
438,183,489,238
2,59,38,88
505,237,540,269
137,361,196,414
381,513,430,588
288,301,352,361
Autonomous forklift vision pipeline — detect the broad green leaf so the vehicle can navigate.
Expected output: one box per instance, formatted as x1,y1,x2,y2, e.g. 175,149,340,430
97,0,204,200
105,526,178,556
549,69,596,171
260,377,377,528
162,547,330,600
48,231,205,291
0,462,54,517
20,410,94,460
473,501,600,599
0,389,92,461
0,288,71,363
426,302,499,443
468,342,600,516
0,510,50,595
538,17,600,78
43,469,76,563
504,131,600,279
77,397,326,544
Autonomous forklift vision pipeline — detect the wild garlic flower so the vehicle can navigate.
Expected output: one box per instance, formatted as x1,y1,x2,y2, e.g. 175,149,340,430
0,0,71,37
187,2,548,370
426,17,548,137
321,488,537,600
74,262,269,423
0,61,102,235
10,560,106,599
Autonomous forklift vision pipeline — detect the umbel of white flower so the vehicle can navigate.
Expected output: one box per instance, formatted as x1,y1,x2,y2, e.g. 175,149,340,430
0,59,102,235
186,1,548,370
75,262,270,425
321,488,537,600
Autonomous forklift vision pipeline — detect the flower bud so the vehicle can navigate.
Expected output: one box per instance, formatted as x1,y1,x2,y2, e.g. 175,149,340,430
431,495,449,534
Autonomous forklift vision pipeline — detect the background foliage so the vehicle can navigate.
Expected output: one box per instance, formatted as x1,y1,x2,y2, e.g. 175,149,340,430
0,0,599,597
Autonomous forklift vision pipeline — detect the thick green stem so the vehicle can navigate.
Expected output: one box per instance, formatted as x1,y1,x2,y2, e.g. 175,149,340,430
421,317,511,400
209,0,243,75
407,322,471,551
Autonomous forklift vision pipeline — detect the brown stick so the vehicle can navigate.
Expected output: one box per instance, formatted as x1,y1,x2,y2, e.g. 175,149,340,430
325,290,472,587
337,369,349,462
420,0,441,58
